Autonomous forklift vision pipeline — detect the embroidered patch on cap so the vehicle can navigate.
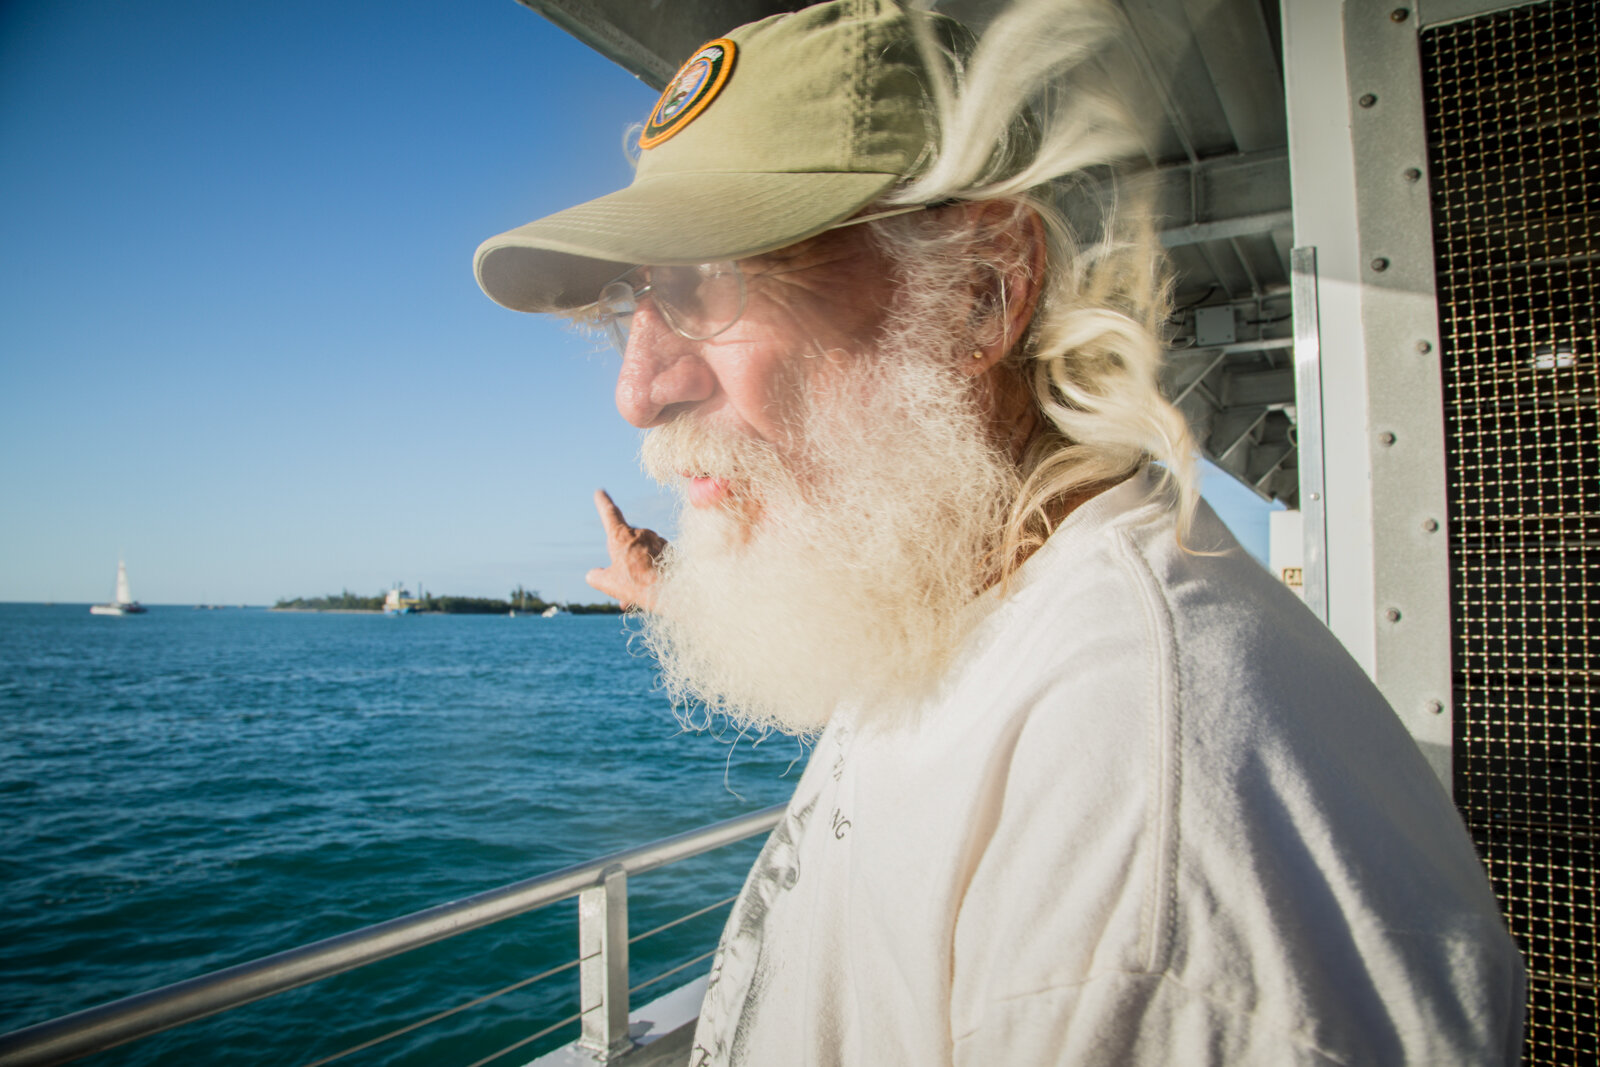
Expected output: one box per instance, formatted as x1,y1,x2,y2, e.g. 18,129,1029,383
640,39,737,150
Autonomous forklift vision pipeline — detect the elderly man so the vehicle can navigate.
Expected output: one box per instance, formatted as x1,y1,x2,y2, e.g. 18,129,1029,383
475,1,1524,1063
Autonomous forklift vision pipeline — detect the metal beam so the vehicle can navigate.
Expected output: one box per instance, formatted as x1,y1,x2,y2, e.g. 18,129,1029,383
516,0,807,87
1145,148,1291,228
1178,0,1288,152
1222,366,1296,409
1160,209,1293,247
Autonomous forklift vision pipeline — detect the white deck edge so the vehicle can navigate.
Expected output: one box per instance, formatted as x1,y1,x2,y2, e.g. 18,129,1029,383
523,974,707,1066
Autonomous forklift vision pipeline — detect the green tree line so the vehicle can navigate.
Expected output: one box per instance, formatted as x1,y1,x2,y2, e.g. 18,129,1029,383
273,585,621,615
272,589,385,611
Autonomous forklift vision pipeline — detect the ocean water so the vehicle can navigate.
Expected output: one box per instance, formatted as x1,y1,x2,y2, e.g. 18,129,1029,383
0,604,805,1066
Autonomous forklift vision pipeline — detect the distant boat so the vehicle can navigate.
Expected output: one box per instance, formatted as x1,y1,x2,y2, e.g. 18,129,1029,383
90,560,148,616
383,586,419,616
541,605,564,618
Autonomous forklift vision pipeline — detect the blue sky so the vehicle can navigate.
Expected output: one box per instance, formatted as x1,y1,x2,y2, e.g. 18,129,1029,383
0,0,1271,606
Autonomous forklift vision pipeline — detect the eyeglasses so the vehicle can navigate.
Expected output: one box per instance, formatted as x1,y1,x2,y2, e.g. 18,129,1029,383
590,202,939,354
596,262,746,354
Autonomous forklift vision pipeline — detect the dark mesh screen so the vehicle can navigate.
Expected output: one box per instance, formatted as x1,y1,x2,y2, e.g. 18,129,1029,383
1421,0,1599,1061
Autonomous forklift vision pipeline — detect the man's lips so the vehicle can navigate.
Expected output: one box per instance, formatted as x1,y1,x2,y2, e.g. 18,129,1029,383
686,474,732,507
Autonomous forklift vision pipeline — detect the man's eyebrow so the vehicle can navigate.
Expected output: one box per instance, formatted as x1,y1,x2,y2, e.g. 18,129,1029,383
739,252,819,278
745,242,815,267
744,229,862,272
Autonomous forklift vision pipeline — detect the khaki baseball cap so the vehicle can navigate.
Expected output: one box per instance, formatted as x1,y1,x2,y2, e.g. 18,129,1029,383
474,0,959,313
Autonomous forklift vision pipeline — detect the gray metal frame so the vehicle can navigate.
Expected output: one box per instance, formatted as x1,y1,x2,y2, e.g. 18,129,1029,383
1343,0,1456,787
1282,0,1456,788
1416,0,1549,25
0,805,784,1067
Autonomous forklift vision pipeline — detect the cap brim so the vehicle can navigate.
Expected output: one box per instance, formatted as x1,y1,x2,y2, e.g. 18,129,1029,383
474,170,901,313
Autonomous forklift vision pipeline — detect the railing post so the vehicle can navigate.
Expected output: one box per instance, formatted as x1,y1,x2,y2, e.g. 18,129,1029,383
576,864,631,1062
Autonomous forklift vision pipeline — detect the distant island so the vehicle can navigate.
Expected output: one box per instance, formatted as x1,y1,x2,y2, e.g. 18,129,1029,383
272,585,622,615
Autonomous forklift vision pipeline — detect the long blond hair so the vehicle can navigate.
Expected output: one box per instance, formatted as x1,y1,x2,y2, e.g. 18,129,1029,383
875,0,1199,577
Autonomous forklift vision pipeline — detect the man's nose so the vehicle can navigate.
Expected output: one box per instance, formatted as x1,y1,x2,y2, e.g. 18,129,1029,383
614,302,717,428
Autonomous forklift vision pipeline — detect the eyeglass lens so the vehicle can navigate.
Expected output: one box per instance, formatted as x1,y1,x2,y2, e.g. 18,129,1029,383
597,263,745,352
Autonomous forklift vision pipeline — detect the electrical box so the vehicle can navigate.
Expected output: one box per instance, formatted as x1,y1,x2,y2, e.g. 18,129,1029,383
1194,305,1237,347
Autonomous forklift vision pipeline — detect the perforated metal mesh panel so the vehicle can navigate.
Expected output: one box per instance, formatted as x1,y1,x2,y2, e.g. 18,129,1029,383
1420,1,1599,1061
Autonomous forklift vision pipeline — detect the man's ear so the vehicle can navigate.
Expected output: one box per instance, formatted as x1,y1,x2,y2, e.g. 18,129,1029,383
965,204,1048,377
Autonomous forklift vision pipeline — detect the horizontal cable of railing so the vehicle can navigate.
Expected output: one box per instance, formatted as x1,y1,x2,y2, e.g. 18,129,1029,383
299,890,743,1066
628,893,741,946
0,804,784,1067
629,948,721,999
463,1007,587,1067
297,957,583,1067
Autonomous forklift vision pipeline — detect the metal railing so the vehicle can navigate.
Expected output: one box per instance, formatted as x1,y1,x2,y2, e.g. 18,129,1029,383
0,804,785,1067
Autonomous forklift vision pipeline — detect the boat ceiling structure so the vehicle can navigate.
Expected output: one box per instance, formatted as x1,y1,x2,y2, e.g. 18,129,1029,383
518,0,1297,504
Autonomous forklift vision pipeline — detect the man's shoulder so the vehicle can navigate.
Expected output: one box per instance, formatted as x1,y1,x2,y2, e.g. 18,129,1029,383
994,475,1434,821
948,480,1523,1067
1007,476,1364,713
985,474,1328,712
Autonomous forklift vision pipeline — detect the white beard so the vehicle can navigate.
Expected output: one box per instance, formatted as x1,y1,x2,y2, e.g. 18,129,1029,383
636,330,1020,737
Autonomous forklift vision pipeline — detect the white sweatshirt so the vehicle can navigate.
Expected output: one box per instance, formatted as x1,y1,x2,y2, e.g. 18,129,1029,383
691,471,1525,1066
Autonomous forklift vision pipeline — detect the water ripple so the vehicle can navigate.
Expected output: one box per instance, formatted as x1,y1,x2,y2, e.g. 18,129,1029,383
0,604,800,1064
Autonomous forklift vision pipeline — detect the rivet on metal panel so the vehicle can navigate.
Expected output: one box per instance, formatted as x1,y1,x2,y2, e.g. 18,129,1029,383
1379,431,1397,446
1403,167,1422,182
1385,607,1402,623
1371,257,1390,272
1426,699,1443,715
1422,518,1439,532
1415,340,1432,354
1390,8,1410,22
1308,491,1321,501
1358,93,1378,108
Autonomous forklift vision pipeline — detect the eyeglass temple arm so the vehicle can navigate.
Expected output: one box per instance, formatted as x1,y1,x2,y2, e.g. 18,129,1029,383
825,200,954,230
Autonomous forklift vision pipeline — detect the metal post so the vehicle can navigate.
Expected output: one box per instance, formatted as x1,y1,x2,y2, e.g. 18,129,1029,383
576,864,631,1062
1290,245,1329,626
